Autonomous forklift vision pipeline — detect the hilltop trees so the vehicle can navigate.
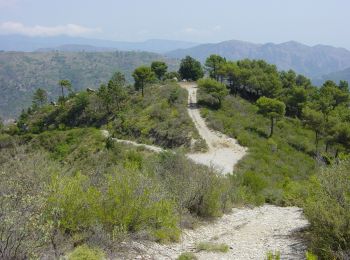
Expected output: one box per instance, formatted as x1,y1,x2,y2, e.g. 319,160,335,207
58,79,72,99
151,61,168,80
178,56,204,81
197,78,228,109
32,88,48,108
97,72,127,113
132,66,156,97
256,97,285,137
205,55,226,81
198,54,350,157
302,107,325,152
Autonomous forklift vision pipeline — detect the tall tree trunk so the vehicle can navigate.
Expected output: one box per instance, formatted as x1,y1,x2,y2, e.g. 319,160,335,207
315,131,319,153
61,86,64,98
269,117,274,137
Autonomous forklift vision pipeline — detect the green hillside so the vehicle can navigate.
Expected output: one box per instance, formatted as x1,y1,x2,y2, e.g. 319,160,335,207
0,51,178,119
1,56,349,259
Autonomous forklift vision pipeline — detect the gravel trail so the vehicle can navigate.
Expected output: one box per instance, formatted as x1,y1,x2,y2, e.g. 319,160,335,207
116,205,308,260
101,84,309,260
180,82,247,174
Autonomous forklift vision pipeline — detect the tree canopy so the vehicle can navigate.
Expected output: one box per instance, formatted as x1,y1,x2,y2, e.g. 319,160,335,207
58,79,72,99
32,88,48,108
256,96,285,137
205,54,226,81
151,61,168,80
197,78,229,108
132,66,156,97
178,56,204,81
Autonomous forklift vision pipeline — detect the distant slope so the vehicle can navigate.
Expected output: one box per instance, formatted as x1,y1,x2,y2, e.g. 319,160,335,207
166,40,350,78
0,35,198,53
0,51,177,119
315,67,350,85
36,44,117,52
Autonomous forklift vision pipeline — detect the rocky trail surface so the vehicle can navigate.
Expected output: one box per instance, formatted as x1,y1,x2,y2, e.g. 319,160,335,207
180,82,247,174
116,205,308,260
102,82,309,260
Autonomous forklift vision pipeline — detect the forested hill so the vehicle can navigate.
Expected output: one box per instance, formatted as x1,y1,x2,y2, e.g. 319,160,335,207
166,40,350,80
0,51,177,119
316,66,350,85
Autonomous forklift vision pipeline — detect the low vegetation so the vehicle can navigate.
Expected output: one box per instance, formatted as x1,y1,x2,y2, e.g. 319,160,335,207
68,245,105,260
0,127,232,258
17,73,202,150
2,54,349,258
196,242,229,253
199,55,350,258
177,252,198,260
0,51,177,119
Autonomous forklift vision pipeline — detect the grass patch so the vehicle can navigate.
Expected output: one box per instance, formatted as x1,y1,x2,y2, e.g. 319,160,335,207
196,242,229,253
266,250,281,260
177,252,198,260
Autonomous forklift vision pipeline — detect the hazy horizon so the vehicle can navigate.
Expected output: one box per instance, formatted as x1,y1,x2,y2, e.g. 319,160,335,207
1,0,350,49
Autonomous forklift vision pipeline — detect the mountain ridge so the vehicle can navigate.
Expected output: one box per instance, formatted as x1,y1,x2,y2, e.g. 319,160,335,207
166,40,350,79
0,35,199,53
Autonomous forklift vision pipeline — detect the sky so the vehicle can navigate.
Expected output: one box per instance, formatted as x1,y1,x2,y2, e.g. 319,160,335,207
0,0,349,49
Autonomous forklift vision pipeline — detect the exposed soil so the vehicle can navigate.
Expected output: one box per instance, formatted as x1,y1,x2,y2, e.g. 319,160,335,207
180,82,247,174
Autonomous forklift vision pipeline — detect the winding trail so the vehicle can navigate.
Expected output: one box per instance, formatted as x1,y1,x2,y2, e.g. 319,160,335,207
117,205,308,260
180,82,247,174
103,83,309,259
101,130,163,153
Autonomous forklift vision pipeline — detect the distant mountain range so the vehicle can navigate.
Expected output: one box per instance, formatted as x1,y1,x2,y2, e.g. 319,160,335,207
314,67,350,86
0,51,177,119
2,35,350,81
36,44,117,52
166,40,350,79
2,35,350,120
0,35,199,53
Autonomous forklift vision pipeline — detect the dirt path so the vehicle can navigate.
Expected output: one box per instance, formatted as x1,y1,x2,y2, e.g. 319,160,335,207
117,205,308,260
180,82,247,174
101,84,309,259
101,130,164,153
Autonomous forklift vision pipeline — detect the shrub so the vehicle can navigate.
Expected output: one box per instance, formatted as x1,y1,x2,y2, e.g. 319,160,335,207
177,252,198,260
266,251,281,260
202,95,316,205
243,171,267,194
303,160,350,259
197,78,229,109
0,147,60,259
154,152,232,218
68,245,105,260
196,242,229,253
306,251,318,260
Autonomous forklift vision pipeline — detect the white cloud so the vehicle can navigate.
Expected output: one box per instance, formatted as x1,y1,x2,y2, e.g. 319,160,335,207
0,21,101,37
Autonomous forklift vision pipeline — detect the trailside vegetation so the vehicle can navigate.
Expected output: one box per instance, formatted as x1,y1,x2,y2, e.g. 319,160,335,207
2,56,350,259
178,56,204,81
198,55,350,258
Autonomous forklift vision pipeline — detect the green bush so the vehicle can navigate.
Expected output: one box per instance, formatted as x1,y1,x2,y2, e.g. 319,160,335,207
197,78,229,109
266,250,280,260
303,161,350,259
177,252,198,260
68,245,105,260
202,95,316,204
196,242,229,253
154,152,232,218
306,251,318,260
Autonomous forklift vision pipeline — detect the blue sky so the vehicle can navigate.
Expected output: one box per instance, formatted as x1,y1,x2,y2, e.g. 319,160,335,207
0,0,349,49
